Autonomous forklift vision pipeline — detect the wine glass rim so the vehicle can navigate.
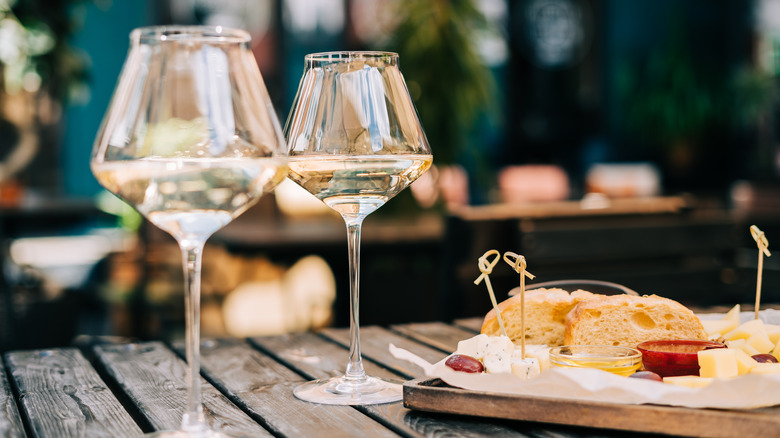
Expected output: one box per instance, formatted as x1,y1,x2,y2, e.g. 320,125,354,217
130,25,251,44
305,51,398,62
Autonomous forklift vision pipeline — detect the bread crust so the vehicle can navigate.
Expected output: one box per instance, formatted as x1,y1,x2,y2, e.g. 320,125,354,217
481,288,599,346
564,294,707,347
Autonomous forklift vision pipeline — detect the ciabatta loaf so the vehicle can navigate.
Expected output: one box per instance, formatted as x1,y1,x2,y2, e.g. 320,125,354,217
481,288,600,346
564,294,707,347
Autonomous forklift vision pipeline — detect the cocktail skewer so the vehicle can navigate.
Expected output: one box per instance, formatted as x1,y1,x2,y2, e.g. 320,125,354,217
474,250,507,338
504,252,535,359
750,225,771,320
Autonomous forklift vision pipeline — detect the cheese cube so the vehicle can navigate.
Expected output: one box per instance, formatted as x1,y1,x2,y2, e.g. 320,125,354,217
482,353,512,374
521,344,551,371
481,336,515,374
725,319,767,341
663,375,714,388
747,332,775,354
698,348,738,378
485,336,515,357
733,348,758,375
510,355,541,380
750,363,780,375
456,334,490,360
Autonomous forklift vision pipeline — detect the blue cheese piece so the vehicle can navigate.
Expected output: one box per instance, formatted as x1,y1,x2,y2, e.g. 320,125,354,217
485,335,515,357
482,335,515,374
456,334,490,360
520,344,551,371
510,355,541,380
483,352,512,374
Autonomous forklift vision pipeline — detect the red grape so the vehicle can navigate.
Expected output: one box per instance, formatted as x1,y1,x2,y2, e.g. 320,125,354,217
445,354,484,373
629,371,663,382
752,354,779,363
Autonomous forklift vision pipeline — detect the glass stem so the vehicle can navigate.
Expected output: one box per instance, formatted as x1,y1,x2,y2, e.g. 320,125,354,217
179,237,208,432
344,216,367,383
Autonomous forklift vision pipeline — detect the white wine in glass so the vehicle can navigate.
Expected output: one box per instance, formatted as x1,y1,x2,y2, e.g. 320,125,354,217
91,26,287,436
285,51,432,405
287,154,431,216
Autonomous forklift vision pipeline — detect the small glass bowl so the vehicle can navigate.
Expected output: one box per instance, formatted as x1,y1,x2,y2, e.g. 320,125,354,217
549,345,642,376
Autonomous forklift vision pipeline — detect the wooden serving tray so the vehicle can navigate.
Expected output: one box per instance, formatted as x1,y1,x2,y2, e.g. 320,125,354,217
403,378,780,438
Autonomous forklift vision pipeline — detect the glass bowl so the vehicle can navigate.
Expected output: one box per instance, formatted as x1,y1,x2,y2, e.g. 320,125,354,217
549,345,642,376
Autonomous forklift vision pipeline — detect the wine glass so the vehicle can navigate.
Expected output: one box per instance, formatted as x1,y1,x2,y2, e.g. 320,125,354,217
285,51,432,405
91,26,287,436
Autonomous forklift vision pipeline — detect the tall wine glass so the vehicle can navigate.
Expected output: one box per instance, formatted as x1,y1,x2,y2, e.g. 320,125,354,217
91,26,287,436
285,51,432,405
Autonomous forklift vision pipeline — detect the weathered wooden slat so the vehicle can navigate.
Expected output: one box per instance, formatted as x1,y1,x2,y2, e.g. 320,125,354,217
181,337,399,437
390,322,479,353
320,326,447,379
253,332,534,438
0,356,25,437
5,348,142,438
250,332,405,382
322,326,616,438
94,342,270,437
453,317,482,333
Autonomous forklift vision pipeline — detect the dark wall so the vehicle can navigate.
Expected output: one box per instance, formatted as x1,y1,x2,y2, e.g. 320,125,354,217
502,0,756,195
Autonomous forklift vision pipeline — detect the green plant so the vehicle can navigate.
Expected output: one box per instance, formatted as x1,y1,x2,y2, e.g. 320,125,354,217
0,0,92,102
388,0,498,165
728,66,776,130
618,37,718,148
618,29,775,152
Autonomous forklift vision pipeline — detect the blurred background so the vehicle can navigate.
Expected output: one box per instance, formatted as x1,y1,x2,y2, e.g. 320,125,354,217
2,0,780,350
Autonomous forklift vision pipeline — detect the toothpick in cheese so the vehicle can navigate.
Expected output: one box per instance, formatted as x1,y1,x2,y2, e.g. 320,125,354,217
503,251,535,359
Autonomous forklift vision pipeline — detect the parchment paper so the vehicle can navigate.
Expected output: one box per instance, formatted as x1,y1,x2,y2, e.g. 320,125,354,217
389,309,780,409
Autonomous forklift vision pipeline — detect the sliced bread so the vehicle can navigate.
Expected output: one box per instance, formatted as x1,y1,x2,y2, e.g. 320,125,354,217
564,294,707,347
481,288,600,346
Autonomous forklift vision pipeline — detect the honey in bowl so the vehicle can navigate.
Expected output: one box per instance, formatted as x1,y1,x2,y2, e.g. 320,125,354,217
549,345,642,376
637,339,726,377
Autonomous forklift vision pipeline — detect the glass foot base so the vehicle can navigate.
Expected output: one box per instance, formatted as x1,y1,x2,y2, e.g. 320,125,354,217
294,375,403,405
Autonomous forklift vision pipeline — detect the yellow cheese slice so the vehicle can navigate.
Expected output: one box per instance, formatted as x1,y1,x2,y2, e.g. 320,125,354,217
663,375,715,388
701,319,737,337
724,304,741,328
747,332,775,354
727,338,761,356
725,319,767,341
750,363,780,374
765,324,780,344
773,338,780,362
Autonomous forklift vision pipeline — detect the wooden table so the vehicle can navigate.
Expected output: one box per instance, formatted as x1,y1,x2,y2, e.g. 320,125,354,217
0,318,708,437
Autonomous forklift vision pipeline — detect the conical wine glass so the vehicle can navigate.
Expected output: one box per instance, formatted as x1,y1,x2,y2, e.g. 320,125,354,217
91,26,287,436
285,51,432,405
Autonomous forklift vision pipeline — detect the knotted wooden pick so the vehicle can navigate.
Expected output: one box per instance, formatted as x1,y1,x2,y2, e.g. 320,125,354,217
750,225,771,320
504,252,535,359
474,250,507,338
